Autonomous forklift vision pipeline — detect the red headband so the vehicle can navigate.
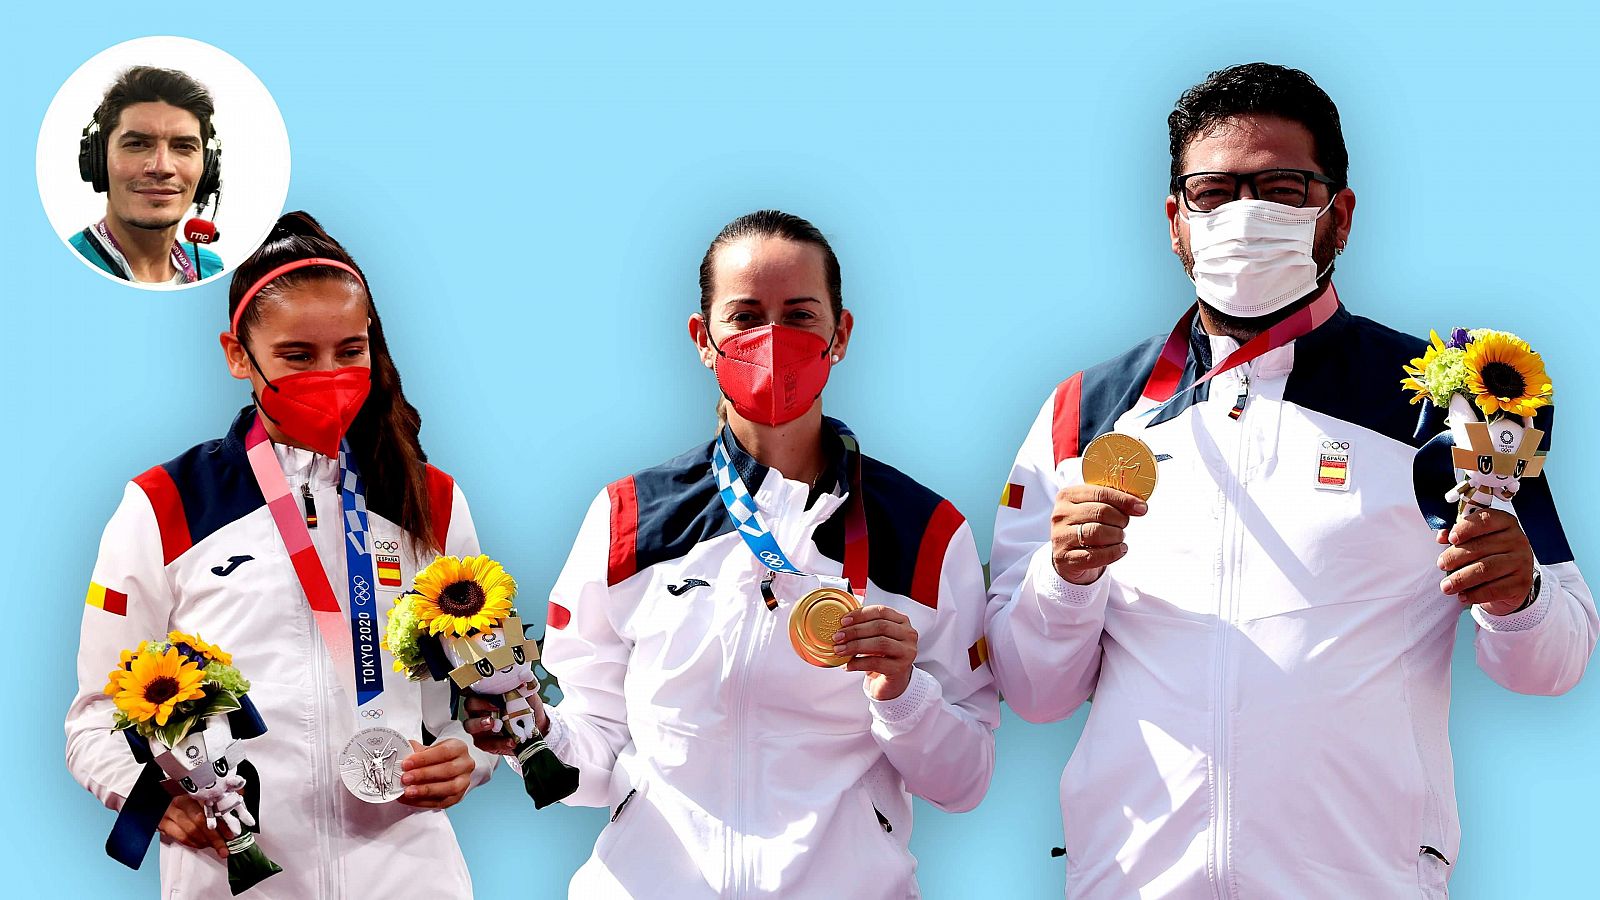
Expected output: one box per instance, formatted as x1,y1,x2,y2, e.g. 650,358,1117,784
230,257,367,335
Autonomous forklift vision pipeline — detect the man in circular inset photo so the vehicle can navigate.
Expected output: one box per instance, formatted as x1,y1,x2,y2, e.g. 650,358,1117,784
71,66,224,285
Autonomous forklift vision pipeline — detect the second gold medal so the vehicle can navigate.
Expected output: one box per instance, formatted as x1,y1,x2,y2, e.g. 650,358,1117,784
789,587,862,668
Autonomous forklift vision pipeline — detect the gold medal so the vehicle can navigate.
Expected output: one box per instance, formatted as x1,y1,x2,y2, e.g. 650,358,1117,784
1081,432,1159,501
789,587,862,668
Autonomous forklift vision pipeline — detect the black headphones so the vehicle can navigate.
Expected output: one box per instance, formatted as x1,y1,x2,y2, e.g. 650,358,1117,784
78,103,222,211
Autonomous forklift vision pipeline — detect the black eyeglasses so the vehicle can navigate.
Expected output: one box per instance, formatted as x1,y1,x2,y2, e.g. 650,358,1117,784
1175,169,1341,213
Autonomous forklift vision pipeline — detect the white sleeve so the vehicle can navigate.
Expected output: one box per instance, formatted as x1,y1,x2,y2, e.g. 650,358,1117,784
984,390,1110,724
867,520,999,813
1473,559,1597,695
64,482,177,811
421,481,499,787
538,488,635,808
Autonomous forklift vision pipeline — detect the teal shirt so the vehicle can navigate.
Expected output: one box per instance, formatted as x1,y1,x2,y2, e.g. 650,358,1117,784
69,228,224,283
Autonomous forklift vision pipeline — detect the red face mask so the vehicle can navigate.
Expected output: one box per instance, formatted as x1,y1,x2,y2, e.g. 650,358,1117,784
254,366,372,458
710,324,833,426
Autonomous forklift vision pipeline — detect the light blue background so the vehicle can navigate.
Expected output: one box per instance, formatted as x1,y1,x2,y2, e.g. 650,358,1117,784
6,3,1597,896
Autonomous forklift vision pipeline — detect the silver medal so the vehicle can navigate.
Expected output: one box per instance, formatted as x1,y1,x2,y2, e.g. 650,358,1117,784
339,726,411,803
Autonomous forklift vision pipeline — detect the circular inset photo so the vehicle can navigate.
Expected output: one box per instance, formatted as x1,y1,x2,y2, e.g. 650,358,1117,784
36,36,290,290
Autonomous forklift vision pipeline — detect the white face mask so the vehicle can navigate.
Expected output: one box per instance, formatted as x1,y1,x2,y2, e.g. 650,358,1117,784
1184,198,1334,317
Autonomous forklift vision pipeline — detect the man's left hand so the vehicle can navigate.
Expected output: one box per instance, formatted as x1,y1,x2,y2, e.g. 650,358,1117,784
1438,507,1537,616
834,605,919,701
399,739,474,809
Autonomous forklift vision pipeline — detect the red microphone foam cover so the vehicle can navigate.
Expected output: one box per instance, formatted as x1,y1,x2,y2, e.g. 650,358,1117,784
184,218,219,244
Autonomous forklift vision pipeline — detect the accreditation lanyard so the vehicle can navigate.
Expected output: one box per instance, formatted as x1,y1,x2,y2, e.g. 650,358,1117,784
94,219,199,283
712,422,870,603
1135,284,1342,424
244,415,385,710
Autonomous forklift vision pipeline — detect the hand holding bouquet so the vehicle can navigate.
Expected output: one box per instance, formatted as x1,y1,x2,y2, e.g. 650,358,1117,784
104,632,281,894
385,555,579,808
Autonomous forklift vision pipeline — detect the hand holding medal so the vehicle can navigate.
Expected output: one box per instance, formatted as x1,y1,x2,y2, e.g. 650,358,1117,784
102,632,282,895
1050,433,1155,586
386,554,580,809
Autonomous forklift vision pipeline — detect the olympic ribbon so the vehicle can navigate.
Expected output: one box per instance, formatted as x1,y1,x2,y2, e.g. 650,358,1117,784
1137,283,1341,423
244,415,384,708
337,445,384,705
94,219,199,283
712,418,870,598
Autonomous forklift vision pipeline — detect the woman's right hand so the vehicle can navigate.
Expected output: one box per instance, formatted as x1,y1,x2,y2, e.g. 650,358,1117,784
159,794,229,859
462,694,547,756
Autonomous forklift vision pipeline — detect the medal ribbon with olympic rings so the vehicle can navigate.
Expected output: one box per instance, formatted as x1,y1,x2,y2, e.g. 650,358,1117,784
245,414,386,708
711,418,870,601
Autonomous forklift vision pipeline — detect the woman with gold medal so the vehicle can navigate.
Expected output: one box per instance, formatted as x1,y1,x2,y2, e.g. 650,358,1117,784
65,212,498,898
466,210,999,898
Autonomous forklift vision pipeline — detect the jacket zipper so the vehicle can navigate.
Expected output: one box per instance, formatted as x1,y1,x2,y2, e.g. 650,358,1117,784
1228,372,1250,420
306,473,339,900
873,806,893,834
1212,365,1251,900
302,481,318,529
611,788,637,823
728,564,766,897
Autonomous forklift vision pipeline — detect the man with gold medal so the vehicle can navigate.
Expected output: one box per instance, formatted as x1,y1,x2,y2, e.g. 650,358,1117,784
465,211,998,899
985,65,1595,898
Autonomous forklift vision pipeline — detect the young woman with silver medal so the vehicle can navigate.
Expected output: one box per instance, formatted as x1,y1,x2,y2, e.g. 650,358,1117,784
66,212,497,898
465,210,999,898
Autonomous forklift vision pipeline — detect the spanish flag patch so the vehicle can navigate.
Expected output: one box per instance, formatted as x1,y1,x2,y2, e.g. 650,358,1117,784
967,636,990,670
999,483,1025,509
86,582,128,616
376,555,403,588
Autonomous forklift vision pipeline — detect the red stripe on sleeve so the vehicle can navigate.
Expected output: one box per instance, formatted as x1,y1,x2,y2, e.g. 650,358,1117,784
425,465,455,550
1050,371,1084,466
547,602,572,630
102,587,128,616
605,476,639,586
132,466,192,566
909,500,965,609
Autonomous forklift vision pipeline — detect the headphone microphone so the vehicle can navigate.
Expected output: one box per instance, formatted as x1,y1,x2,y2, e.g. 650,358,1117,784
183,131,224,278
184,217,219,244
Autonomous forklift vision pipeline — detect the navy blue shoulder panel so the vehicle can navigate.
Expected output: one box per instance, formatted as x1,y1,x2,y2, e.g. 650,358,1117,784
1284,308,1430,447
159,408,266,550
813,455,951,602
1076,333,1170,444
1290,310,1573,564
629,439,741,575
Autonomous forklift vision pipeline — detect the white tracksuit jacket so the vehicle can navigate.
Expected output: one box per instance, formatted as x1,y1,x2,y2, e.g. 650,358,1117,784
66,410,497,899
536,422,999,898
986,302,1596,898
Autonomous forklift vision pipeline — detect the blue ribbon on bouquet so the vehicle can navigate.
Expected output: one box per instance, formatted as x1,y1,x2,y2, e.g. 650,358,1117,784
105,696,267,870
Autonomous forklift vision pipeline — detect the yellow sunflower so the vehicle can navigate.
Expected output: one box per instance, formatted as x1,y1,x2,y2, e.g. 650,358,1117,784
1400,330,1450,405
168,631,232,666
105,647,208,726
1463,331,1553,417
409,554,517,637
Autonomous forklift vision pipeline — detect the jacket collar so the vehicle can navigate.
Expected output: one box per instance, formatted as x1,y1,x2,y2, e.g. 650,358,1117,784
717,417,850,502
1183,296,1352,377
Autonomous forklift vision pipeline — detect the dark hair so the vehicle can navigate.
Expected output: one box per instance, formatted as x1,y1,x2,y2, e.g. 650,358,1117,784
697,210,843,320
1168,63,1347,191
97,66,215,142
229,211,439,553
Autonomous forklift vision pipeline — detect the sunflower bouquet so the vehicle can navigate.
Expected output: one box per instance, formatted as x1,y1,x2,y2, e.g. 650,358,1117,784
1403,327,1553,524
105,632,281,894
384,555,578,808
